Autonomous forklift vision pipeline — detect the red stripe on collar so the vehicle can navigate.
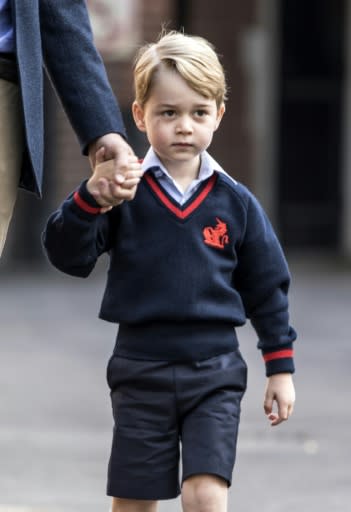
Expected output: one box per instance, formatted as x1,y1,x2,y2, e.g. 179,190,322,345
144,173,217,219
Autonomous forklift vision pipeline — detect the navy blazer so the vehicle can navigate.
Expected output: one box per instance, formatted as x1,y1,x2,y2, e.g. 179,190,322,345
12,0,126,196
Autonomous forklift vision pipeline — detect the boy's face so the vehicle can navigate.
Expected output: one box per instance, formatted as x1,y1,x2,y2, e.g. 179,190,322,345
132,67,225,174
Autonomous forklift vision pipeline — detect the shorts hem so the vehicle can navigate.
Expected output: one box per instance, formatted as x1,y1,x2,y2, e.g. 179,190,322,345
182,469,233,488
107,481,181,501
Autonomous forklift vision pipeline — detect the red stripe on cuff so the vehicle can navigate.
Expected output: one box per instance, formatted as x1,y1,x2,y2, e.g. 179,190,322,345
73,191,101,214
263,349,294,362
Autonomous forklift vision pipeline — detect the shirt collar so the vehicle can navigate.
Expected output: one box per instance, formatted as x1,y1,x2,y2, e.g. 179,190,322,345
141,147,235,183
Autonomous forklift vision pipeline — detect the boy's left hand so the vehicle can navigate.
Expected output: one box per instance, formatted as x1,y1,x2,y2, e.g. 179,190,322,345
263,373,295,426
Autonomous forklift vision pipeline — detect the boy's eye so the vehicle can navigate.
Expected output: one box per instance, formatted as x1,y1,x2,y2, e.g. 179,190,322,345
194,110,207,117
162,110,175,117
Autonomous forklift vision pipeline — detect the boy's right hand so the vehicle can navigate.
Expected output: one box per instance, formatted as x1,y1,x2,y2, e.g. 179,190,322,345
87,147,143,211
264,372,295,426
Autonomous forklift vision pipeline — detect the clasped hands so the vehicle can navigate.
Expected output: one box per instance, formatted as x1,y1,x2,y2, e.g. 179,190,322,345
87,133,143,212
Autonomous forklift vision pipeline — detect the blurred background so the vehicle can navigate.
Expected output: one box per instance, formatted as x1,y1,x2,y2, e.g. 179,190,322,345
0,0,350,511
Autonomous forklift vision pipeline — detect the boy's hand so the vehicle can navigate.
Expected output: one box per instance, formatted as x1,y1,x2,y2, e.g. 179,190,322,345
264,373,295,426
87,147,143,211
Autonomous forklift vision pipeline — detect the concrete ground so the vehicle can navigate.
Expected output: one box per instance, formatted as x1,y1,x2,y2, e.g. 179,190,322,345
0,253,350,511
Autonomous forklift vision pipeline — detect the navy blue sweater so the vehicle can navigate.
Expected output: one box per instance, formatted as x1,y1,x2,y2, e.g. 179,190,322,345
43,170,297,375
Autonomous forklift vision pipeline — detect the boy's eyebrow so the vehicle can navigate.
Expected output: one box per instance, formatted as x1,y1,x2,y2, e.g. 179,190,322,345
157,103,177,108
157,102,214,108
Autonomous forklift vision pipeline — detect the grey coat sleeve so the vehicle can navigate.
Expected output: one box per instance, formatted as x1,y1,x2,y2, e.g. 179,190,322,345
39,0,126,153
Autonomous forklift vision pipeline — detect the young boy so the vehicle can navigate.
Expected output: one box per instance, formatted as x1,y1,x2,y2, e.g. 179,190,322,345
43,31,297,512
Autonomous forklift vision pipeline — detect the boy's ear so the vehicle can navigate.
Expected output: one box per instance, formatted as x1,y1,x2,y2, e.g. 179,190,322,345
132,101,146,132
214,103,226,131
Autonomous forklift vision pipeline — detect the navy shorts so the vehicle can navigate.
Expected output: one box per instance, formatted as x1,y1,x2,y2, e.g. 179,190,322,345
106,349,247,500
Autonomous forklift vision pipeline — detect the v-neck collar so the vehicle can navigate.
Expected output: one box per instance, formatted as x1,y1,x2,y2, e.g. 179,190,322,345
144,171,217,220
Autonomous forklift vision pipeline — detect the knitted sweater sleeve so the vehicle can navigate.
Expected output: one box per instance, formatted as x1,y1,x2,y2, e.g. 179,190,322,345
235,191,297,376
42,181,112,277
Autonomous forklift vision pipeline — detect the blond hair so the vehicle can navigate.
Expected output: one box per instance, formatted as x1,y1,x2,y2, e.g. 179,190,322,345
133,31,227,108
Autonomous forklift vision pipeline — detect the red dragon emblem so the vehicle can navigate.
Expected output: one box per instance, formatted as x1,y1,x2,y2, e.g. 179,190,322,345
203,218,229,249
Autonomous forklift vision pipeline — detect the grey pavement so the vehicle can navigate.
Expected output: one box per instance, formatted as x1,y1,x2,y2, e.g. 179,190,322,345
0,254,350,511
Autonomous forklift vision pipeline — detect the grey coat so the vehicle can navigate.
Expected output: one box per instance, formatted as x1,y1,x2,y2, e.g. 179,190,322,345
12,0,125,196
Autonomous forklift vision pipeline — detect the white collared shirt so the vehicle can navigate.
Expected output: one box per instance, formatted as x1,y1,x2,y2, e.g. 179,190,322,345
141,147,236,205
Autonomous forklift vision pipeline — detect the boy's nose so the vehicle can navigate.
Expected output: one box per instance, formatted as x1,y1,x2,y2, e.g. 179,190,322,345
176,116,193,133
